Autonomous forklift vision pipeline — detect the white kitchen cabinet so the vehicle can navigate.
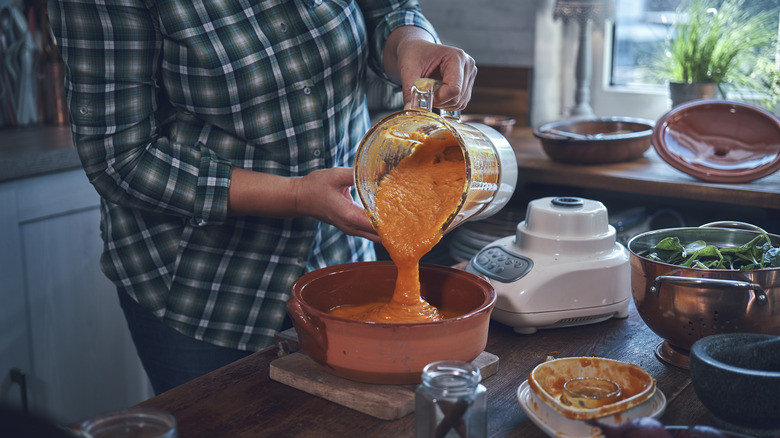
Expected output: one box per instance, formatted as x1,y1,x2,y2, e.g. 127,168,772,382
0,169,152,425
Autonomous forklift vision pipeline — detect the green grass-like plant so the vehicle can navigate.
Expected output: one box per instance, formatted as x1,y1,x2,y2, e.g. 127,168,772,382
660,0,778,89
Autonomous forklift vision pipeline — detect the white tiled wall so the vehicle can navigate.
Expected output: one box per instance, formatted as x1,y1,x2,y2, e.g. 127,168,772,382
421,0,537,67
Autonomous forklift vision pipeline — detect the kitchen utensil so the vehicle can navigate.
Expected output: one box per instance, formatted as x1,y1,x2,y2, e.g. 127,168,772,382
466,196,631,334
652,100,780,183
286,261,496,385
690,333,780,436
534,117,654,164
628,224,780,369
354,79,518,235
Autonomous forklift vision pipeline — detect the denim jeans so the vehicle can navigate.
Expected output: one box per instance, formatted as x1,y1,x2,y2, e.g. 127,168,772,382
117,290,254,395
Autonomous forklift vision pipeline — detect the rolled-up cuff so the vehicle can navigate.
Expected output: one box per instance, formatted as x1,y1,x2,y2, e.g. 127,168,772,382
190,144,232,227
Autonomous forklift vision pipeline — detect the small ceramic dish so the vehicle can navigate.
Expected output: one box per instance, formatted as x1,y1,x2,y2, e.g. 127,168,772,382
460,114,516,136
527,357,656,420
517,380,666,438
652,100,780,183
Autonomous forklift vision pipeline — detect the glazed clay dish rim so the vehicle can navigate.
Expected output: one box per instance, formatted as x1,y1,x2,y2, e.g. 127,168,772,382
652,100,780,184
534,116,655,141
290,261,497,327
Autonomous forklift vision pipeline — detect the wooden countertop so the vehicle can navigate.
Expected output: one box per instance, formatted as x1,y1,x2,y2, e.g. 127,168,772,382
507,127,780,211
139,302,712,437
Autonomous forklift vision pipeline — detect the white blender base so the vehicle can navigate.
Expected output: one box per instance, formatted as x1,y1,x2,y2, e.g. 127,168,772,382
493,298,630,335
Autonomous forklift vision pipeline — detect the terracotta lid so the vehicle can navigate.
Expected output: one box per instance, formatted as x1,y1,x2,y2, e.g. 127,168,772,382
652,100,780,183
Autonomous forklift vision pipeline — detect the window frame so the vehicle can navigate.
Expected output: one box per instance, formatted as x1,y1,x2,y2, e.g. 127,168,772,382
589,21,672,122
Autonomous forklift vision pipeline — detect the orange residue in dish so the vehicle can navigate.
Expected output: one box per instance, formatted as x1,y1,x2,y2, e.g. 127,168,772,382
329,129,466,323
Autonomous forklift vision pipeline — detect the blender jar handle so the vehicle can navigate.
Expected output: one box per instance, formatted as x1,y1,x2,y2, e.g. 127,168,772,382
411,78,441,111
410,78,462,122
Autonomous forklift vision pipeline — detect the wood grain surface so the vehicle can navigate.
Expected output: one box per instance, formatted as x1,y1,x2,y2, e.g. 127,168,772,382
140,301,711,438
268,349,499,421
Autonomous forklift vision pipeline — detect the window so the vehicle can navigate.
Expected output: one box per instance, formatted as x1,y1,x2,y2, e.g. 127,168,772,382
611,0,780,90
612,0,680,89
592,0,779,120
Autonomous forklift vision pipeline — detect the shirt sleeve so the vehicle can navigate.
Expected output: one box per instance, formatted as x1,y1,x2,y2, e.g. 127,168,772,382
48,0,232,226
357,0,441,83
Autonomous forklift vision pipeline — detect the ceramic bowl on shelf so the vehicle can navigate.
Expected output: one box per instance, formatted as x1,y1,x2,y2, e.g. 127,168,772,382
534,117,654,164
460,114,517,136
652,100,780,183
286,261,496,385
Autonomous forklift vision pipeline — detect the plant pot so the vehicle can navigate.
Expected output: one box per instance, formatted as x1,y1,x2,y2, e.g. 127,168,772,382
668,82,718,108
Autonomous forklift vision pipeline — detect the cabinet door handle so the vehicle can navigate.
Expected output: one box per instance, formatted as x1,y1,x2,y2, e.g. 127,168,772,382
10,368,29,415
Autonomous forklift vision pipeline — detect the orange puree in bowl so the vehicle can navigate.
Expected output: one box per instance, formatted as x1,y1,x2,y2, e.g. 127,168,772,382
330,129,466,323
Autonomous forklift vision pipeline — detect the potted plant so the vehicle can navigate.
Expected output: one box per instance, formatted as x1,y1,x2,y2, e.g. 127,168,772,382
658,0,779,107
752,56,780,113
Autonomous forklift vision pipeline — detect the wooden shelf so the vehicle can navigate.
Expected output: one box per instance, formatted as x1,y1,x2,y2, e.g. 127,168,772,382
508,127,780,211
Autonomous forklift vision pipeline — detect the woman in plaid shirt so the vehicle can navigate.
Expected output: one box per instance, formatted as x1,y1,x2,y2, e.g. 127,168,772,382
49,0,476,394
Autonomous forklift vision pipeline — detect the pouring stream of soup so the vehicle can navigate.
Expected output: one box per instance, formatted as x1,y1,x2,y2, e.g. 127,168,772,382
329,127,466,322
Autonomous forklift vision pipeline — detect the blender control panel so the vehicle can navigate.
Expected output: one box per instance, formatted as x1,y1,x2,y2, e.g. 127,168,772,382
470,246,533,283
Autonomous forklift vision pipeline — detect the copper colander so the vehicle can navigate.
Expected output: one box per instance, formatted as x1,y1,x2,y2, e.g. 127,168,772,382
628,225,780,369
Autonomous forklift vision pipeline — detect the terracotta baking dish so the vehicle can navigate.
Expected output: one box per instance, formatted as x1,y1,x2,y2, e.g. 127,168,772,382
287,261,496,384
652,100,780,183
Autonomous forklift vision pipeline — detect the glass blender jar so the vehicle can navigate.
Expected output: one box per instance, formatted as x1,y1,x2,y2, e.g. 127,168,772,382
354,79,518,234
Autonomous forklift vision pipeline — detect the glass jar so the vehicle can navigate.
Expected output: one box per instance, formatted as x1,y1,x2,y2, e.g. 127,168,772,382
80,407,178,438
354,79,517,236
415,360,487,438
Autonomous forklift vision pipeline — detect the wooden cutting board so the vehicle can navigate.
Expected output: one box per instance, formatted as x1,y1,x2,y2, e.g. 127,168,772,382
269,350,499,420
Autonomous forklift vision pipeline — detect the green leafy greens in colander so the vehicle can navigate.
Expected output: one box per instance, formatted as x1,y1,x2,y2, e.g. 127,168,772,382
646,230,780,270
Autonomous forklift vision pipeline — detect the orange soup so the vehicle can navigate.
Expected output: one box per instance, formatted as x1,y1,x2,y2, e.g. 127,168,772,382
329,128,466,323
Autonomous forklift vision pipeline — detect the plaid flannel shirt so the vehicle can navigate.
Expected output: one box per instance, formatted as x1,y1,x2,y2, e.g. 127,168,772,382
48,0,438,351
